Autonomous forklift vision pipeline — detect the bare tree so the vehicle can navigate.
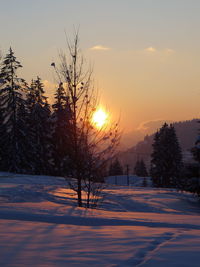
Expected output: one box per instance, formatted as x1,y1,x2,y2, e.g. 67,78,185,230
52,32,120,207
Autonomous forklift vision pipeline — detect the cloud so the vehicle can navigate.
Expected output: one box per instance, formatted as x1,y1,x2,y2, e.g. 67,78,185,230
144,47,175,54
136,119,172,132
144,46,157,52
165,48,175,54
90,45,111,51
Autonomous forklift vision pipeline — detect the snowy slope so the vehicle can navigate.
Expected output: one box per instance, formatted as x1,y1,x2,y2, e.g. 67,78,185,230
0,173,200,266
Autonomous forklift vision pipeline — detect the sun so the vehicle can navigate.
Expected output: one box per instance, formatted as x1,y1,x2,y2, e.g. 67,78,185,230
92,108,108,129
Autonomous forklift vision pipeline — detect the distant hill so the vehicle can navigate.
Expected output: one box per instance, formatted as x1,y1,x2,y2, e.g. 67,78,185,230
119,119,199,172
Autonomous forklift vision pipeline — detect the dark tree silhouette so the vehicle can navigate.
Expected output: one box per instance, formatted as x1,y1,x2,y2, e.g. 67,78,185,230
53,33,120,207
188,120,200,196
109,158,123,176
51,82,72,176
0,48,28,172
150,123,183,188
26,77,52,174
191,120,200,164
134,159,148,177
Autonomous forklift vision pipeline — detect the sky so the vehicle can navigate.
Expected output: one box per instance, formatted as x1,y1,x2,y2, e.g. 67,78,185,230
0,0,199,139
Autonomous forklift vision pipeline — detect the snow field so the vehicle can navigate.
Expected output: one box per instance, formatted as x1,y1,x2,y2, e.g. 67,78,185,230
0,173,200,266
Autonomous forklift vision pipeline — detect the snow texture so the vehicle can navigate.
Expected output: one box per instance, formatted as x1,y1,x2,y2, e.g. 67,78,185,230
0,172,200,266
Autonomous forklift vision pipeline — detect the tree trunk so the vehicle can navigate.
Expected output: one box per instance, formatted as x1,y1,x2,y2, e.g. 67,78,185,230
77,177,82,207
87,179,91,208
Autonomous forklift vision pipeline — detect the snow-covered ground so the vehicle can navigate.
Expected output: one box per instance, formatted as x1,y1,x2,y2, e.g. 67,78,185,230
106,175,152,187
0,173,200,266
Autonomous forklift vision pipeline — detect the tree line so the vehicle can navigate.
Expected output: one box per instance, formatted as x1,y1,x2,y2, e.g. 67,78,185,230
109,122,200,196
0,37,120,208
150,122,200,196
0,48,64,175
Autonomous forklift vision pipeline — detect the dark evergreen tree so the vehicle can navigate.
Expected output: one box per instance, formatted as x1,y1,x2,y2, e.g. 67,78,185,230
134,159,148,177
15,103,33,173
189,120,200,196
0,109,8,170
150,123,183,188
109,158,123,176
182,163,199,195
191,120,200,164
26,77,52,174
0,48,28,172
51,82,72,176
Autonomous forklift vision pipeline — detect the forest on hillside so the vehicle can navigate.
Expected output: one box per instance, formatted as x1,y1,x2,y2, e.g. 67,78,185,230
120,119,199,169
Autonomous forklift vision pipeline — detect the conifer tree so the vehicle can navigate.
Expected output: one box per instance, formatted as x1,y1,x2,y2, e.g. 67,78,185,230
134,159,148,177
191,120,200,164
189,120,200,196
15,102,33,173
0,48,27,172
52,82,72,175
150,123,183,188
0,109,8,170
109,158,123,176
26,77,51,174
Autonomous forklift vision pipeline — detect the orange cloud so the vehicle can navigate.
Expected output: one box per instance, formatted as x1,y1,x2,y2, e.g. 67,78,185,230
90,45,111,51
165,48,175,54
144,47,175,54
145,47,156,52
136,119,172,132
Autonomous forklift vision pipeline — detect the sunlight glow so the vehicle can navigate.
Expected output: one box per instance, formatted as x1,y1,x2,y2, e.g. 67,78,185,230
92,108,108,128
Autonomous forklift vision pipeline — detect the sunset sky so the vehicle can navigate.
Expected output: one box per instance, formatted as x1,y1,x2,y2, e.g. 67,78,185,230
0,0,199,136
